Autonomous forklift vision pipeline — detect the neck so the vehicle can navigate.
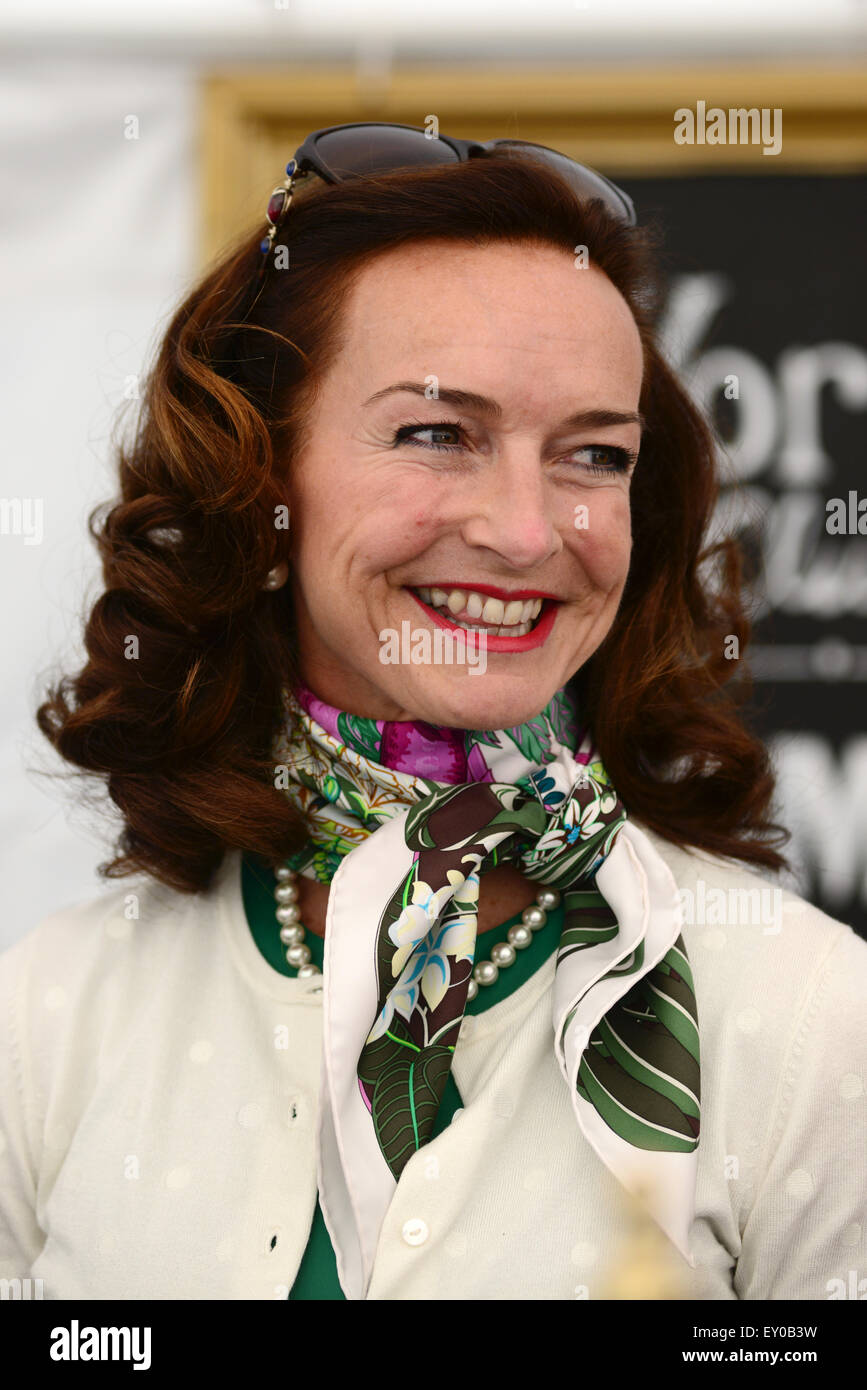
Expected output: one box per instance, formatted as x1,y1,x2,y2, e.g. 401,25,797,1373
296,859,539,940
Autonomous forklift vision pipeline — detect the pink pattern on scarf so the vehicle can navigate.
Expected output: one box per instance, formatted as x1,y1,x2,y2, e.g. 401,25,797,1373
294,682,491,783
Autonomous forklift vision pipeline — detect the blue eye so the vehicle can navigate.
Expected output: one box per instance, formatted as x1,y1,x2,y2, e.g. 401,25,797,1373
392,420,637,473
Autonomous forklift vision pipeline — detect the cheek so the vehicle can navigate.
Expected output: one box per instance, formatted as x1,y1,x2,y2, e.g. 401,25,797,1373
567,493,632,590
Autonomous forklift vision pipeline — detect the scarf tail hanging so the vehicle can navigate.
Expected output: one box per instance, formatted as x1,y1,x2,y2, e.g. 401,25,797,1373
560,824,699,1268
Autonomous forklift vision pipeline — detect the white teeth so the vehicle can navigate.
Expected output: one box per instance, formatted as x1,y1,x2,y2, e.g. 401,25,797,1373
411,585,548,629
481,596,505,624
449,616,534,636
503,600,523,625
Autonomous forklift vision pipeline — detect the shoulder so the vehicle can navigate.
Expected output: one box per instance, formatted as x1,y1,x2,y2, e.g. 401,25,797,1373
0,853,244,1171
0,852,240,1036
640,823,867,1057
0,853,243,1268
639,830,867,1298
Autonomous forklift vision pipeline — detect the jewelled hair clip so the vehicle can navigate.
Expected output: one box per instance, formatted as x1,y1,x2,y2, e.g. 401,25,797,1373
256,158,304,280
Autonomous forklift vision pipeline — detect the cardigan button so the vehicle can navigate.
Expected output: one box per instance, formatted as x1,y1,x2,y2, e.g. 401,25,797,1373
401,1218,429,1247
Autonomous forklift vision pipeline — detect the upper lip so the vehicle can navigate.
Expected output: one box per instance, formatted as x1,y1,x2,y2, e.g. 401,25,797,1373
408,582,561,601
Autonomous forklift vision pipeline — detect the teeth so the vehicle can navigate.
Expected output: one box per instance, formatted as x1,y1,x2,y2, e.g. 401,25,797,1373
503,600,523,625
449,617,534,636
411,585,547,629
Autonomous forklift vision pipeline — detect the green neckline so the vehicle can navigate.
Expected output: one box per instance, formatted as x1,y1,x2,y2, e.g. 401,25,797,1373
241,851,562,1011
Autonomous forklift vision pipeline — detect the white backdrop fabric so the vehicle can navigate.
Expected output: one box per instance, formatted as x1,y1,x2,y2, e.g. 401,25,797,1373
0,56,195,947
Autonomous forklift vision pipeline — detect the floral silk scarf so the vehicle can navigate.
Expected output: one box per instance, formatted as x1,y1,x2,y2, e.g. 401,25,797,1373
272,682,700,1296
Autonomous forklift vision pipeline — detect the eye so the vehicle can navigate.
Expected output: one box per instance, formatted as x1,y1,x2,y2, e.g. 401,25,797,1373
391,420,466,454
391,420,638,475
567,445,638,477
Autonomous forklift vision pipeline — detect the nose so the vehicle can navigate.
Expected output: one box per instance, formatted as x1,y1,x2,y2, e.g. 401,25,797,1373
457,446,562,570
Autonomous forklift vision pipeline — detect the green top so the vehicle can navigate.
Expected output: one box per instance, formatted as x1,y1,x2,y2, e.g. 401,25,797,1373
241,852,563,1300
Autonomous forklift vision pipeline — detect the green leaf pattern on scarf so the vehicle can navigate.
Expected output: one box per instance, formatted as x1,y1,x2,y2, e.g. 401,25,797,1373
335,712,383,763
273,684,700,1181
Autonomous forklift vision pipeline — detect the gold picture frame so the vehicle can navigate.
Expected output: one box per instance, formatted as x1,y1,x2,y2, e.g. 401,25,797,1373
199,63,867,269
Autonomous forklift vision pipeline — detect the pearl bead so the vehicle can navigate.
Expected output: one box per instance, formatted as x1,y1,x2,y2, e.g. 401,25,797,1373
272,861,556,994
473,959,499,986
264,561,289,590
522,905,547,930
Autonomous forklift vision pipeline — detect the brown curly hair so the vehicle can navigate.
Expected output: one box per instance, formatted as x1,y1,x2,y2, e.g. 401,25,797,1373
35,152,788,894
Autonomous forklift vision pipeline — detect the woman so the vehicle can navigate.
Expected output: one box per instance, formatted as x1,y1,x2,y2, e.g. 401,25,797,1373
2,123,864,1301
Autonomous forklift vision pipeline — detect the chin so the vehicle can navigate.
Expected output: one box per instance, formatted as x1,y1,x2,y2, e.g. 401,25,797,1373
391,671,565,731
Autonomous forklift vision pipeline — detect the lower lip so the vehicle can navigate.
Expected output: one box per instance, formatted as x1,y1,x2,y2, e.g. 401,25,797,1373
406,589,559,653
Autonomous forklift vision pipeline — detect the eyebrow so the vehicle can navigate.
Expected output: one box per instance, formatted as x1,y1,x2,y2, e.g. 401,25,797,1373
362,381,645,432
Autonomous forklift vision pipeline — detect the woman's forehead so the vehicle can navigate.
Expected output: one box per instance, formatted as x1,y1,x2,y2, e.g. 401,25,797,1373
334,242,643,393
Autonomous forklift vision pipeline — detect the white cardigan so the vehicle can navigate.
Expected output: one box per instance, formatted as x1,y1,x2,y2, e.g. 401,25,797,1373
1,829,865,1301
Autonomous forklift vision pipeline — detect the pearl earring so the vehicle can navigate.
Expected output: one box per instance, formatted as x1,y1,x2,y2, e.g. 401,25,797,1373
263,562,289,591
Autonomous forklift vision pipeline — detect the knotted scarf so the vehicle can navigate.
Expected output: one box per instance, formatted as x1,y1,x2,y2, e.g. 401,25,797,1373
272,680,700,1296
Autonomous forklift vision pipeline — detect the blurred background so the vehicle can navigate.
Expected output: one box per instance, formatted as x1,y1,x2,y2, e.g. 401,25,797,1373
2,0,866,947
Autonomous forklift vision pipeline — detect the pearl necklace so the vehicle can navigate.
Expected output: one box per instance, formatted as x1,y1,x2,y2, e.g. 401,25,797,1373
273,864,561,1000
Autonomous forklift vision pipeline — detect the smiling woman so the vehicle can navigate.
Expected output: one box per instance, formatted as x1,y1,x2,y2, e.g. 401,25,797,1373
286,239,644,730
4,127,865,1303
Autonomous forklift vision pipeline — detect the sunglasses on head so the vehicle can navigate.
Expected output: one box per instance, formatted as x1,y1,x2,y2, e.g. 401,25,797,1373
256,120,637,284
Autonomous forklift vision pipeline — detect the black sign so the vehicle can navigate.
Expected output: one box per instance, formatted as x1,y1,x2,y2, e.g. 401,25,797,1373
624,174,867,939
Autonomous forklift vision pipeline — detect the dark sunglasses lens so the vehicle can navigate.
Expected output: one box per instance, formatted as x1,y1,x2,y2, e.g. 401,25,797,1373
314,125,461,179
491,141,636,225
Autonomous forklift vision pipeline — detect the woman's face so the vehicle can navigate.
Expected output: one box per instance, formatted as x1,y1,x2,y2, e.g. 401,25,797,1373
286,238,644,729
